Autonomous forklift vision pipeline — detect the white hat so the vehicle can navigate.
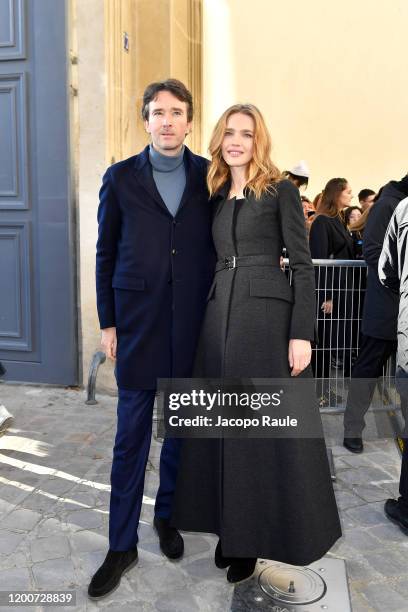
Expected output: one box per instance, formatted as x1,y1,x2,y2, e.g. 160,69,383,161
289,160,310,178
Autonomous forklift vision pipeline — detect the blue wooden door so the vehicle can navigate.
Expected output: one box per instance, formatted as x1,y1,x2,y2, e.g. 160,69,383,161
0,0,78,384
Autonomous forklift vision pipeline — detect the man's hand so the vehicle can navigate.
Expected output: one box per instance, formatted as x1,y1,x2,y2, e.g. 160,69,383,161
288,339,312,377
101,327,117,361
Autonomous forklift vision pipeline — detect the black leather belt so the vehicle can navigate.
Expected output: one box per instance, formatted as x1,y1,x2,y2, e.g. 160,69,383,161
215,255,280,272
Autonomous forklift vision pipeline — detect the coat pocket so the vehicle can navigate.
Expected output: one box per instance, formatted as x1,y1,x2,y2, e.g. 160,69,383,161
112,274,146,290
249,278,293,303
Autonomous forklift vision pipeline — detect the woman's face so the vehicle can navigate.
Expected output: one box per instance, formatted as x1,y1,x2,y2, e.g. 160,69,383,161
348,208,362,225
221,112,255,169
338,183,353,209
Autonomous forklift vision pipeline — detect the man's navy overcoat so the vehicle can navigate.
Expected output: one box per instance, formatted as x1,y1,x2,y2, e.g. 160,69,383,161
96,145,216,390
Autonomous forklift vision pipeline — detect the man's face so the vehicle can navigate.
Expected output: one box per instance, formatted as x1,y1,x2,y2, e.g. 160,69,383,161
145,90,191,156
360,194,375,211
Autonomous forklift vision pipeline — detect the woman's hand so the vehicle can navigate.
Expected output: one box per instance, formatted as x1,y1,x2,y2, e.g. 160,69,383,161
288,339,312,377
321,300,333,315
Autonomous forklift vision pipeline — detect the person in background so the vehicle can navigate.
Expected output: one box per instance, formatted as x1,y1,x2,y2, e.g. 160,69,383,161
312,192,323,210
379,196,408,535
344,206,362,227
309,178,354,405
301,195,315,220
358,188,376,212
343,173,408,453
344,206,368,365
348,206,371,258
284,160,310,192
344,206,363,258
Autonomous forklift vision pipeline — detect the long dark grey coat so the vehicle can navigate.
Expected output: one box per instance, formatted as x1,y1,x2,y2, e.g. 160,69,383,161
171,179,341,564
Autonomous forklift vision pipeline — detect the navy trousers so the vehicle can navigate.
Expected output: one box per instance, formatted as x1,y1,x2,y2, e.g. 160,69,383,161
109,389,181,551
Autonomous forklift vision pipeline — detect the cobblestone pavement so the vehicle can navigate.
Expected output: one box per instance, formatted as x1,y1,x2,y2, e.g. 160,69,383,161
0,383,407,611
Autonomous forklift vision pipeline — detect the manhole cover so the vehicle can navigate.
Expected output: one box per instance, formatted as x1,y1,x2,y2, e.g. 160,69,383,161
259,564,326,605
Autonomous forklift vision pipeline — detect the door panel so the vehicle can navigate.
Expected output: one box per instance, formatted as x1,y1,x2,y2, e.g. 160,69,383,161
0,72,29,209
0,0,26,60
0,0,77,384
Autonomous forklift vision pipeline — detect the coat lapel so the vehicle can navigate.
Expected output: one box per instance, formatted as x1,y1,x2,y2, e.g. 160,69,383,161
212,180,230,219
133,146,171,216
176,147,205,216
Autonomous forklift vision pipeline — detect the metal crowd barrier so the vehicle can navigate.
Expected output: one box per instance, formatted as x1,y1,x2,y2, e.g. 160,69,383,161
284,258,405,477
284,258,400,413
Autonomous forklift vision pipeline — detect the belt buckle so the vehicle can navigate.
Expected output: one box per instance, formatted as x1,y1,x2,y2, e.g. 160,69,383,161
224,256,236,269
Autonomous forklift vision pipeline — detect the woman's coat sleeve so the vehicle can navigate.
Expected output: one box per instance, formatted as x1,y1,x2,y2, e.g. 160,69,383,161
309,215,335,302
277,180,316,341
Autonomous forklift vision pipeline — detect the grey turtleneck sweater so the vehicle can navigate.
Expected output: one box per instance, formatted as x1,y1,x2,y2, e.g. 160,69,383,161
149,145,186,217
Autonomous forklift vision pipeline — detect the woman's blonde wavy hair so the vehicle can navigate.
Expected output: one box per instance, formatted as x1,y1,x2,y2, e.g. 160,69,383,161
207,104,282,199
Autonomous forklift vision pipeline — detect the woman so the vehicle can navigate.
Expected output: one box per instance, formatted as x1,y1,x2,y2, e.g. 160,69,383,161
347,206,372,353
170,105,341,583
344,205,362,227
345,206,367,260
309,179,354,401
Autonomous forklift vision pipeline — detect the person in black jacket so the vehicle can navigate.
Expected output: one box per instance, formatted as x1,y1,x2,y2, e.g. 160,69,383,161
309,178,354,405
344,206,363,259
343,174,408,453
378,196,408,534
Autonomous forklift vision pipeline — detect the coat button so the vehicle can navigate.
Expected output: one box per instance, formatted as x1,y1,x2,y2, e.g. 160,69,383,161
172,249,177,255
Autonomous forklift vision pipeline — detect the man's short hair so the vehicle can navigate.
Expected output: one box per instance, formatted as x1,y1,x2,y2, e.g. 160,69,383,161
358,188,375,202
142,79,193,122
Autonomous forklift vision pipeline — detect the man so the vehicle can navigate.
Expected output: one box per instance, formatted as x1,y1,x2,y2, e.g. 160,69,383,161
358,188,376,212
378,197,408,534
89,79,215,598
343,174,408,453
284,160,310,191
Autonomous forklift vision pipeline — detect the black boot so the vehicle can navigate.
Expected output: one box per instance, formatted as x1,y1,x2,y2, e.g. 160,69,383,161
384,498,408,535
153,516,184,559
88,548,138,599
227,558,257,583
343,437,363,453
214,539,234,569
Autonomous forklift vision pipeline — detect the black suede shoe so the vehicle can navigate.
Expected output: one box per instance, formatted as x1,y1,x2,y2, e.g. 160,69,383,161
384,498,408,535
88,548,138,599
214,539,234,569
153,516,184,559
343,437,363,454
227,558,257,583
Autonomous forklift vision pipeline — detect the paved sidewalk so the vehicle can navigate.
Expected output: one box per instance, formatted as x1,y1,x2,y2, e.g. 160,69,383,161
0,383,407,611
